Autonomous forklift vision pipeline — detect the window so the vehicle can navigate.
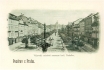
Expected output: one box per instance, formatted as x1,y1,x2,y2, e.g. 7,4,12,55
11,20,12,23
9,26,10,30
21,30,22,32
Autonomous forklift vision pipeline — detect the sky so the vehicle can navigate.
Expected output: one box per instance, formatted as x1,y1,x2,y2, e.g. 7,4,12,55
11,10,97,25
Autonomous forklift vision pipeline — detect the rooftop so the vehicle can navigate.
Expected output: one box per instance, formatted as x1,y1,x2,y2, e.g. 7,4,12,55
73,18,83,24
9,13,20,21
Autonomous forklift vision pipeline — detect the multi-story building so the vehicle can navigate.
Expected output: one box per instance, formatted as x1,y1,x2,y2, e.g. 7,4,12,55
91,13,99,47
72,18,82,38
73,24,80,37
79,19,85,36
65,12,99,48
8,13,45,45
8,13,19,45
17,15,29,42
84,13,95,44
77,18,85,41
66,22,73,38
79,13,99,47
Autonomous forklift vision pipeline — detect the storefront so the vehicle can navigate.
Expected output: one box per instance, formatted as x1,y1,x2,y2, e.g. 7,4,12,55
8,38,13,45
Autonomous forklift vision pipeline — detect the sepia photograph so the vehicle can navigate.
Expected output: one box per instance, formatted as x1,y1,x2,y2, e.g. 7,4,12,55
0,0,103,70
8,10,99,52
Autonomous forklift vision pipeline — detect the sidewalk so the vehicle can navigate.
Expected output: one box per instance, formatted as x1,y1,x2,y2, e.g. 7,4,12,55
9,38,37,51
9,42,22,47
9,42,24,50
84,42,96,51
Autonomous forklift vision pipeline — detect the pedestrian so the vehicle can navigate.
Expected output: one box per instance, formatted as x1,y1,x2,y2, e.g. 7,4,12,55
51,37,54,46
49,37,53,46
22,36,28,48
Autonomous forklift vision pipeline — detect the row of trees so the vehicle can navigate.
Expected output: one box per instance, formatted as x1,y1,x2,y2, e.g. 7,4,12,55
58,15,99,50
30,30,55,45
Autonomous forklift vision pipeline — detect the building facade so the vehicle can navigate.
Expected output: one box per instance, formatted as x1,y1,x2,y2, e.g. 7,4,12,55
8,13,44,45
8,13,19,45
72,18,82,38
91,13,99,48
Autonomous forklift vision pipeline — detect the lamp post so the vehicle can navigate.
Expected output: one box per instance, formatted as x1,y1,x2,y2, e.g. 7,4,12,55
44,23,46,43
41,23,47,52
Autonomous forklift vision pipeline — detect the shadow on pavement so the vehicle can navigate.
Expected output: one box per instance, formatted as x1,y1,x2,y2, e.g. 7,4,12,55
66,44,80,52
16,46,37,50
52,48,64,50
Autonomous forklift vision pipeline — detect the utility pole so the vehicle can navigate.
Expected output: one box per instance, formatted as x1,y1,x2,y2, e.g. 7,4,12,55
41,23,47,52
44,23,46,43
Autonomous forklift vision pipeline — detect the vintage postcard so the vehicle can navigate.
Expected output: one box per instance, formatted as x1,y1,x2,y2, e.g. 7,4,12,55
8,10,99,53
0,0,103,70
